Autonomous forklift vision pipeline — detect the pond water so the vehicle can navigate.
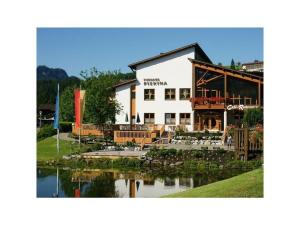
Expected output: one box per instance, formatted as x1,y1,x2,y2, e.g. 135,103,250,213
37,167,246,198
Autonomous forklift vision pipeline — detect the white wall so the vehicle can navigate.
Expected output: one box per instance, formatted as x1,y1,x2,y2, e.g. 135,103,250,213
115,83,133,124
135,47,195,131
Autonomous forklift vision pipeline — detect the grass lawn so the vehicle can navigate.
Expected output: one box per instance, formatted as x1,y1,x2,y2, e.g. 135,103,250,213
37,136,82,161
163,168,263,198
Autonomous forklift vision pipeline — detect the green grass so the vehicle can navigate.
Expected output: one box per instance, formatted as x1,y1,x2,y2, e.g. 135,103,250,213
163,168,263,198
37,136,82,161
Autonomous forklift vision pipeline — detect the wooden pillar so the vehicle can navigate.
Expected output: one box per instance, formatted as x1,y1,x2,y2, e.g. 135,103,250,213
258,82,261,106
234,128,239,159
244,128,249,161
208,118,212,130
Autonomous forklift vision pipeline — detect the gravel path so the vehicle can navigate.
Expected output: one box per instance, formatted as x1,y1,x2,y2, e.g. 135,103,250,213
52,132,75,142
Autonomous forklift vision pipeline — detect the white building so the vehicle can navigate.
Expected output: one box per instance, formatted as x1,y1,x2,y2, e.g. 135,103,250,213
114,43,263,132
241,60,264,72
114,43,212,132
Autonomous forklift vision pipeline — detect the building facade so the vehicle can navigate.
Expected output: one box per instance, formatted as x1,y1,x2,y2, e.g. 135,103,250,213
242,60,264,72
114,43,263,132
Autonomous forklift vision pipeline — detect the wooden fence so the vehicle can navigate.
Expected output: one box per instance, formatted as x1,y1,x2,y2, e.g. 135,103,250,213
234,128,263,161
114,130,157,144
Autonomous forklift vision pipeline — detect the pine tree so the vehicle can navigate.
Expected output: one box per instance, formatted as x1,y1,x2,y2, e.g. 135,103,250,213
230,59,236,69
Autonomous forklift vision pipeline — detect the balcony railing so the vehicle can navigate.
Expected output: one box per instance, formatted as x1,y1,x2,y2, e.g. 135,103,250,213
191,97,225,109
191,96,259,110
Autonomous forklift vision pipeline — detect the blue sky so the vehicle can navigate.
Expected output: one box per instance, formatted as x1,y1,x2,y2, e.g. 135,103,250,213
37,28,263,76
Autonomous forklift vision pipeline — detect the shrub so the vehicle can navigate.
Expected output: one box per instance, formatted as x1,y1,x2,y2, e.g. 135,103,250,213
192,150,203,158
176,149,183,157
183,160,198,170
113,158,142,168
175,127,184,136
126,141,136,147
37,124,56,141
89,143,105,151
243,107,263,127
208,162,219,170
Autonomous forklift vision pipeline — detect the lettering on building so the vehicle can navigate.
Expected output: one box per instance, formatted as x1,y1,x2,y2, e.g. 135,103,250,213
144,78,167,86
227,104,244,111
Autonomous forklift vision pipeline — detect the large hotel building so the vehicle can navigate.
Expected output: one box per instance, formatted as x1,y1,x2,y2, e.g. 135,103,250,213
114,43,263,132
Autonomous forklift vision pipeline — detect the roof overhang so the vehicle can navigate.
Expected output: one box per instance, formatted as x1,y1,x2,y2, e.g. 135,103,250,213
112,79,137,89
189,58,263,84
128,43,212,71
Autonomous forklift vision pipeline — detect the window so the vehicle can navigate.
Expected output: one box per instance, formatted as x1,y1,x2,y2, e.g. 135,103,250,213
165,113,176,125
180,113,191,125
144,113,155,124
144,89,155,100
165,88,176,100
180,88,191,100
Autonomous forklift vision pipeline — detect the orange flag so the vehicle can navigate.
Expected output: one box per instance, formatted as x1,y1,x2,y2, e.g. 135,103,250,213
74,89,86,128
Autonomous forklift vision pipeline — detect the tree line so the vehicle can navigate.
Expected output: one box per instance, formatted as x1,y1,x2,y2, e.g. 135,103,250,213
37,67,135,125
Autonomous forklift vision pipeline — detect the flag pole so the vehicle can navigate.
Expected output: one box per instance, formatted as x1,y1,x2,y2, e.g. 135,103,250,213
79,84,81,150
57,83,60,154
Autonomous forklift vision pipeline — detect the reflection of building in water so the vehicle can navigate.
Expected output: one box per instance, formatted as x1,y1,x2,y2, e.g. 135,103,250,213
179,178,193,188
164,177,175,187
129,179,136,198
192,176,202,188
143,180,155,186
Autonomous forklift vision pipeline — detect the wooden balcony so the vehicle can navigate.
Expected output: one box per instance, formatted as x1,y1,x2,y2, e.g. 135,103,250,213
191,97,225,110
191,96,260,110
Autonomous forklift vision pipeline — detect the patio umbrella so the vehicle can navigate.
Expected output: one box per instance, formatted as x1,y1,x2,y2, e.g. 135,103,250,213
125,113,128,122
136,181,140,191
136,113,140,123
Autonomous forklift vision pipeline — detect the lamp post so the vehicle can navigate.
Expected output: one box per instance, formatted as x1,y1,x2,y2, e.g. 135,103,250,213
39,110,42,128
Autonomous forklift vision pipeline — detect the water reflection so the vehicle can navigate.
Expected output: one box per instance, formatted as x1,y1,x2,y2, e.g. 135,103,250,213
37,167,245,198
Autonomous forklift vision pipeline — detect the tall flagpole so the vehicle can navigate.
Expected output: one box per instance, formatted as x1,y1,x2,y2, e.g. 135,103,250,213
57,83,60,154
79,84,81,150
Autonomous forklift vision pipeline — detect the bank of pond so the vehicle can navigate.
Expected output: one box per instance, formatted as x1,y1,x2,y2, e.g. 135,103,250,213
37,159,262,198
37,147,263,197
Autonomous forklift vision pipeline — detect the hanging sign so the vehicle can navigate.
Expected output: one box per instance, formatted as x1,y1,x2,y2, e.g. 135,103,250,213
144,78,167,86
227,104,244,111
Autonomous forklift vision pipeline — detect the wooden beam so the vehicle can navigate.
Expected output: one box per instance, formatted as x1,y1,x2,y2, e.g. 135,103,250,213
193,64,263,84
197,75,223,87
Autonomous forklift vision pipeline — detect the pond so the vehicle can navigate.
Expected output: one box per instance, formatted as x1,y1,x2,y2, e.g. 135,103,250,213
37,166,248,198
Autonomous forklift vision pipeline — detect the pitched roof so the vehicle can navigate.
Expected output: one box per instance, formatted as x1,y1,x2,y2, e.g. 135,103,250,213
112,78,137,89
128,43,212,70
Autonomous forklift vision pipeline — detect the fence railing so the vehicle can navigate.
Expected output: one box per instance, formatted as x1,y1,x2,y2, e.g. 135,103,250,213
113,130,156,144
234,128,263,161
